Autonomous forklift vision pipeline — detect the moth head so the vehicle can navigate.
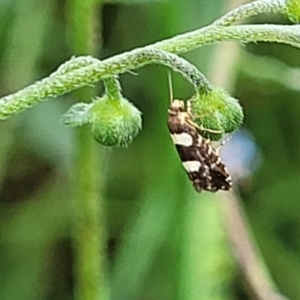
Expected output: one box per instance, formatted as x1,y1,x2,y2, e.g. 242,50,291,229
168,99,185,115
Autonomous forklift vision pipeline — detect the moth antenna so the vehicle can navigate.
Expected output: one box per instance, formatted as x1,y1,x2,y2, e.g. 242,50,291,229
168,71,173,104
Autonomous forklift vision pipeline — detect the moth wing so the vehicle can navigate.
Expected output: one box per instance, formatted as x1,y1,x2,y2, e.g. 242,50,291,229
205,155,232,191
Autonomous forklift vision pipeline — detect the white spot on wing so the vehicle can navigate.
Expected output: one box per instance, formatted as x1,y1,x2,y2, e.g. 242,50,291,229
207,146,212,155
171,132,193,147
182,161,201,173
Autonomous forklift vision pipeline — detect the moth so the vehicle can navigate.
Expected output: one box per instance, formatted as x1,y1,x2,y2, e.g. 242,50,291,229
167,99,232,192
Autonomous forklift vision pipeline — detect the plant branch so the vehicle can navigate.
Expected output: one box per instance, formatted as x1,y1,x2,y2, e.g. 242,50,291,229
155,24,300,53
0,9,300,120
214,0,286,26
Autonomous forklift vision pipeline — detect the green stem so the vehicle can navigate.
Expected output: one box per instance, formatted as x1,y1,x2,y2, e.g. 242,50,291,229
154,23,300,53
67,0,107,300
1,5,300,119
214,0,286,26
74,132,106,300
103,76,122,99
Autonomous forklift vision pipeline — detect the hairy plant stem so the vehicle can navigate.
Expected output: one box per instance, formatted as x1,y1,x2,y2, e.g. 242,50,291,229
214,0,286,26
67,1,107,300
0,21,300,119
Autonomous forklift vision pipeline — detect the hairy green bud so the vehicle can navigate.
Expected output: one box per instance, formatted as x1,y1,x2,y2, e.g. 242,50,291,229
285,0,300,23
89,96,142,147
190,88,243,141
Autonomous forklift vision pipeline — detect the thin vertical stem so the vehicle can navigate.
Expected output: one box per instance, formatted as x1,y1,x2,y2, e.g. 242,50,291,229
74,130,106,300
66,0,107,299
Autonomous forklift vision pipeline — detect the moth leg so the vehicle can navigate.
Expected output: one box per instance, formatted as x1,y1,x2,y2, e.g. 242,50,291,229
215,134,232,154
186,100,192,114
199,125,223,134
190,119,223,134
186,100,223,134
187,101,210,119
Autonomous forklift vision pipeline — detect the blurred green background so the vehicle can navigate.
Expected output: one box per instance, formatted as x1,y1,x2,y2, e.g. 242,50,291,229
1,0,300,299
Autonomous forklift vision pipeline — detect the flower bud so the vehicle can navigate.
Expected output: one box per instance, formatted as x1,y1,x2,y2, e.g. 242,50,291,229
89,95,142,147
285,0,300,23
190,88,243,141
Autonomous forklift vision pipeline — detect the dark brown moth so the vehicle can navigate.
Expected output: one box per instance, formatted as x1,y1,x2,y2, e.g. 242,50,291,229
167,99,232,192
